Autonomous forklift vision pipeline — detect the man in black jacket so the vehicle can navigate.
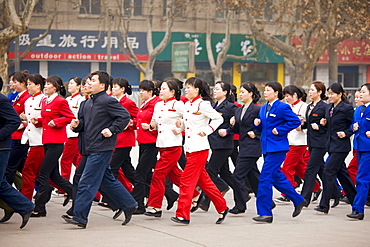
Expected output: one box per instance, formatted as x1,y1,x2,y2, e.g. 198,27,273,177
0,77,34,229
64,71,137,228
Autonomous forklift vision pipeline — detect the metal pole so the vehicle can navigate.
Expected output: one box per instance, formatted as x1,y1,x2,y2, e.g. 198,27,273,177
106,15,112,75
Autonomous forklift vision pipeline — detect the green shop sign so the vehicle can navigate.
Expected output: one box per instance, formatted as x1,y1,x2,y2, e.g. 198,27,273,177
153,32,284,63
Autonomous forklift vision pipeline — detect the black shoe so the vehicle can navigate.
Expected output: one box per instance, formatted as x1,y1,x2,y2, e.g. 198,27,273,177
63,217,86,228
144,208,162,218
113,209,123,220
63,194,71,207
229,207,245,214
331,197,340,208
199,195,210,212
166,197,177,210
272,201,276,210
30,212,46,217
61,214,73,220
171,216,190,225
366,200,370,207
246,194,252,203
293,199,307,217
216,208,229,224
346,210,364,220
252,215,273,223
190,194,203,213
314,206,328,214
132,207,145,215
340,195,351,204
122,206,137,225
274,196,290,203
312,189,322,202
0,210,14,223
20,208,34,229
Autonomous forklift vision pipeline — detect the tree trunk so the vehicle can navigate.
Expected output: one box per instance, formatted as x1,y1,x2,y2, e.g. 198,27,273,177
293,63,314,88
144,66,154,80
213,66,222,82
0,40,10,95
328,44,338,85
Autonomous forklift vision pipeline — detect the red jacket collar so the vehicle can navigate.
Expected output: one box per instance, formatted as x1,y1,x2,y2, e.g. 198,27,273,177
190,95,201,103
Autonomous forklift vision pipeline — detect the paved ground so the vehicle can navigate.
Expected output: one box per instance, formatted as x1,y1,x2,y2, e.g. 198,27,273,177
1,148,369,246
1,191,369,247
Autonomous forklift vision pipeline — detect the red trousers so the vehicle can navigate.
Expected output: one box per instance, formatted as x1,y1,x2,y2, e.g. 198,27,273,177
60,137,81,181
176,150,227,220
21,146,44,200
147,146,199,209
347,149,358,185
281,146,320,193
117,168,133,193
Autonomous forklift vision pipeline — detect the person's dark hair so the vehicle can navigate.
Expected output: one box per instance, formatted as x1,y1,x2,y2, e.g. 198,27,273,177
266,81,283,100
70,77,82,86
185,77,213,102
90,71,110,91
230,84,238,102
112,77,132,95
164,77,184,90
28,74,45,91
0,77,3,90
152,80,162,96
361,83,370,93
81,76,89,86
8,72,15,80
13,70,30,85
283,84,307,102
311,81,328,100
46,75,66,96
328,82,349,104
163,79,181,101
215,81,233,103
241,82,261,104
139,80,157,97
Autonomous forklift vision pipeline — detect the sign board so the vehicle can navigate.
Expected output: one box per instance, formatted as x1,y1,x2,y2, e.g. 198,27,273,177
172,42,195,73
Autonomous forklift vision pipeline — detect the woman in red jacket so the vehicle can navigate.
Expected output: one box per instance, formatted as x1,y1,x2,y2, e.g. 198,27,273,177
131,80,161,214
110,77,138,185
30,75,75,217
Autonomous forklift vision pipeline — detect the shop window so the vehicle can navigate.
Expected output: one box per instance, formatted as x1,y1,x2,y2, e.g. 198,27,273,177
17,0,44,13
162,0,184,17
123,0,143,16
338,66,359,88
80,0,101,15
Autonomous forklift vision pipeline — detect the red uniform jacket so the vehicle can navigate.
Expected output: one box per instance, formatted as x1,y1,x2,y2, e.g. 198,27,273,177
136,96,161,145
115,95,139,148
11,91,31,139
35,96,74,144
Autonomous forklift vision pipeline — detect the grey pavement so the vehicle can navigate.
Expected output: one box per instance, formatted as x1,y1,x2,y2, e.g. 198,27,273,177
1,148,369,246
1,190,369,247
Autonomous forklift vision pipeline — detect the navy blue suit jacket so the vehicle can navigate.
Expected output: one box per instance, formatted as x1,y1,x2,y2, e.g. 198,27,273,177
233,103,261,158
304,100,329,149
0,93,21,150
325,101,353,153
254,100,301,154
208,100,237,150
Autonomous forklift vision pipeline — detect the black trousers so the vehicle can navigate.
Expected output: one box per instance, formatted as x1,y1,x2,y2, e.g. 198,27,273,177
5,139,29,184
131,143,158,209
66,155,118,216
34,143,73,214
110,147,136,184
232,157,260,211
319,152,357,211
207,148,234,192
301,147,326,205
230,140,239,167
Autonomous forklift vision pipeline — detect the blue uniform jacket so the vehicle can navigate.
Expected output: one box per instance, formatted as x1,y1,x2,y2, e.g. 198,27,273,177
254,100,301,154
352,105,370,152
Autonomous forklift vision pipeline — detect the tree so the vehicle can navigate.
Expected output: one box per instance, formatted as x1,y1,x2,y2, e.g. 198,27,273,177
225,0,370,87
0,0,56,94
108,0,186,80
205,3,257,82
